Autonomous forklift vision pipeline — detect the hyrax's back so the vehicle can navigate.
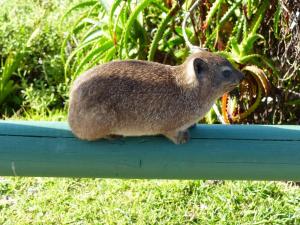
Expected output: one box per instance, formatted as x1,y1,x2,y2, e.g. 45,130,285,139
68,60,190,141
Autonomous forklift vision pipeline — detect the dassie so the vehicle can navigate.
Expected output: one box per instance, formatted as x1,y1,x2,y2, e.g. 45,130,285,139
68,51,244,144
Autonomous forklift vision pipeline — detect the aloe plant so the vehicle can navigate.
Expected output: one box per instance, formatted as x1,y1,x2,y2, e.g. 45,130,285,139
198,0,277,123
61,0,187,79
61,0,153,77
60,0,283,124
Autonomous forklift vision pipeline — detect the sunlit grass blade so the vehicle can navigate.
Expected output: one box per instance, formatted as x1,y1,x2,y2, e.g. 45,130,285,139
98,0,110,13
121,0,153,57
104,47,116,62
74,40,114,77
61,11,94,64
148,3,180,61
64,37,101,76
60,0,99,30
0,53,21,106
109,0,122,38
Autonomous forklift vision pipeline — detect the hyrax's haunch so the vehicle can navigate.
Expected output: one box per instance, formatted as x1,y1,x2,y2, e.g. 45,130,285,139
68,51,244,144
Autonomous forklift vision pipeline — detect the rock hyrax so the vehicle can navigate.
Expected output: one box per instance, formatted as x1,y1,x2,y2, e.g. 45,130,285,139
68,51,244,144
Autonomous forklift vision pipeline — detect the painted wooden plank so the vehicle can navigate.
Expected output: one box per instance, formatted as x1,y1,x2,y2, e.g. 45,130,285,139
0,120,299,180
1,120,299,140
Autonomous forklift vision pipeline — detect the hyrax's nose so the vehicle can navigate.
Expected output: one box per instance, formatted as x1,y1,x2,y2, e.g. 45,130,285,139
236,70,244,82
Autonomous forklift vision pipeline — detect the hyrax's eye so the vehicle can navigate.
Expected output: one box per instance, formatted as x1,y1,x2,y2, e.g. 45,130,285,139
222,69,231,78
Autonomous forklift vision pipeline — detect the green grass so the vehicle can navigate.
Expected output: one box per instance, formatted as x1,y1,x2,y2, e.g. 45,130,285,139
1,178,300,224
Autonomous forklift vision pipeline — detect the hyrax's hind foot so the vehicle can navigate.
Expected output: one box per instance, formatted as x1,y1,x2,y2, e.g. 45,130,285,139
164,130,190,144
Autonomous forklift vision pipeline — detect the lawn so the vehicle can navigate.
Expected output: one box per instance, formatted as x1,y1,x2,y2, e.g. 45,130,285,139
1,177,300,224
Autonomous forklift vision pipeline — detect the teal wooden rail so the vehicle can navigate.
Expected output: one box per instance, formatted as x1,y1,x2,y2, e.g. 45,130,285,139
0,120,300,180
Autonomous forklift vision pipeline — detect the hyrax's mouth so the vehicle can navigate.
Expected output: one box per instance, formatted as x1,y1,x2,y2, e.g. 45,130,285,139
226,80,242,92
236,71,245,83
227,71,244,91
226,84,239,92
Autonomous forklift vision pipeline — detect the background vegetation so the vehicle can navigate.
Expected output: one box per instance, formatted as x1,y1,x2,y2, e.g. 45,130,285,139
0,0,299,123
0,0,299,223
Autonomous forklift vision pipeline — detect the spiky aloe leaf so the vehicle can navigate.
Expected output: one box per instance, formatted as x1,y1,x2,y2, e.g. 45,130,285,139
83,30,105,43
121,0,153,57
60,1,101,64
223,16,243,50
247,0,252,18
148,2,180,61
221,92,231,124
219,0,242,26
229,37,241,59
242,13,248,40
204,0,224,28
248,0,270,35
216,51,239,67
240,54,278,74
240,34,264,56
207,0,242,48
273,2,281,39
232,65,264,121
234,16,244,42
243,65,270,95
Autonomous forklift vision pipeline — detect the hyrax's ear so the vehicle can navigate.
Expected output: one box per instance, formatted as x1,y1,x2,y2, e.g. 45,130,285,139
193,58,207,77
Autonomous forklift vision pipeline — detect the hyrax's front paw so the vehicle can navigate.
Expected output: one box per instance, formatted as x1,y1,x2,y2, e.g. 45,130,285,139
164,130,190,144
176,130,190,144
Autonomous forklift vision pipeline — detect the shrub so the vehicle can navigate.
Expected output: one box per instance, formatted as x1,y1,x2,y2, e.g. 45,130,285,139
0,0,80,117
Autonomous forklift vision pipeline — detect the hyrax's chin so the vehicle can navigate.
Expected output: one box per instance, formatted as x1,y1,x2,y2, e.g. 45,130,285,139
225,81,240,93
227,85,238,92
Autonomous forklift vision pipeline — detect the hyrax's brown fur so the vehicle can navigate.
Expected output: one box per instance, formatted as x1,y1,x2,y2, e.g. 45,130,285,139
68,51,244,144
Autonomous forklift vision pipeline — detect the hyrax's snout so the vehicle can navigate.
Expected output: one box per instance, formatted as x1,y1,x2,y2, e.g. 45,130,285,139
236,70,245,83
234,70,245,84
